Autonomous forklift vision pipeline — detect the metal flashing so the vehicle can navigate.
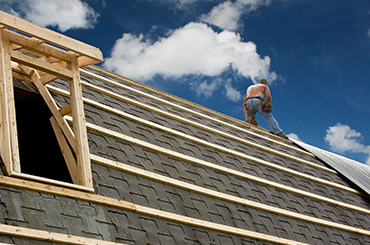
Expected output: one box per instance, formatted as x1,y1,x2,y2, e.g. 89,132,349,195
291,138,370,196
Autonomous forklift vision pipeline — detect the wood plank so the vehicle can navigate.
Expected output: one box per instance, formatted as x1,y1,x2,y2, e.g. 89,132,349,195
10,172,93,193
11,51,73,79
0,30,20,173
68,54,92,188
6,30,72,62
0,223,123,245
0,10,103,64
58,105,72,116
50,116,80,185
0,30,13,173
40,74,58,85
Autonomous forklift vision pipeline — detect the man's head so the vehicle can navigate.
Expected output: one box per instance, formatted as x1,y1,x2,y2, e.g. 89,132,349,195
259,79,268,85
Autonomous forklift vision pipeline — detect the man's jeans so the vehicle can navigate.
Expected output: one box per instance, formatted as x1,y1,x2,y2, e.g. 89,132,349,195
245,98,283,134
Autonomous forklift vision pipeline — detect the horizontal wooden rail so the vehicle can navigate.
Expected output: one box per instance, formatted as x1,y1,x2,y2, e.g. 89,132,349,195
11,51,73,79
0,223,123,245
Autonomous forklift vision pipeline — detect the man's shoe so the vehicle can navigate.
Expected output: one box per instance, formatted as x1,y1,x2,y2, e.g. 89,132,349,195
277,132,289,140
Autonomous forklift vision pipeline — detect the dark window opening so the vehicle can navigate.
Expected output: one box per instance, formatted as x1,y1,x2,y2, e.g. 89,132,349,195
14,87,73,183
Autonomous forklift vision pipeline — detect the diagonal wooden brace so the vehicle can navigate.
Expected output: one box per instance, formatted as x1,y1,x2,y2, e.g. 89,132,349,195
18,65,76,152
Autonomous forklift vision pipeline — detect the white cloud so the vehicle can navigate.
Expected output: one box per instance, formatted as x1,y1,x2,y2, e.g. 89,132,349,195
192,79,221,98
2,0,98,32
103,22,276,91
324,123,370,165
287,133,302,141
201,1,243,31
200,0,272,31
224,80,242,101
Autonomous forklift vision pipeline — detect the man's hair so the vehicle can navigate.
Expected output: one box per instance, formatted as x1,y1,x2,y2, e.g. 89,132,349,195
259,79,268,85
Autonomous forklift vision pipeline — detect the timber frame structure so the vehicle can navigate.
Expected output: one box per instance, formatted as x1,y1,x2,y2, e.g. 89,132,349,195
0,11,103,190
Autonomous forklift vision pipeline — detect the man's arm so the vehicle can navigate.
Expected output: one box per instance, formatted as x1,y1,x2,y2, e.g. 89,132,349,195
265,86,272,103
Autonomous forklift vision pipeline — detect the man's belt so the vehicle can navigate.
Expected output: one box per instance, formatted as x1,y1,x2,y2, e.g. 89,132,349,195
247,96,262,101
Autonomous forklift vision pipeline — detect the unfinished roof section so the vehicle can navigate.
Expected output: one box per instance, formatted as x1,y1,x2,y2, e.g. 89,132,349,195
292,138,370,196
0,10,103,190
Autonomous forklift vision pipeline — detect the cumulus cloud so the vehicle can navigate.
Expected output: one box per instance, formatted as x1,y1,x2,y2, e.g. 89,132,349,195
192,79,221,98
103,22,276,88
1,0,98,32
287,133,302,141
224,80,242,101
200,0,272,31
325,123,370,165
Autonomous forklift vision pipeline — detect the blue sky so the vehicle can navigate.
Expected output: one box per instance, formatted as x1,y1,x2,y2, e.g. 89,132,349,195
2,0,370,164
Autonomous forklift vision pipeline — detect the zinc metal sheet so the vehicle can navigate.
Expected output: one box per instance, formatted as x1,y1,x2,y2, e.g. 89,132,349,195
291,138,370,196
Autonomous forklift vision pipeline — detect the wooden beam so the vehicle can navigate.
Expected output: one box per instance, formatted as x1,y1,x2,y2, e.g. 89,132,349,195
11,171,93,193
0,29,12,173
0,223,123,245
0,10,103,64
68,54,92,188
40,74,58,85
58,105,72,116
11,51,73,80
50,116,80,185
0,30,19,174
6,30,72,62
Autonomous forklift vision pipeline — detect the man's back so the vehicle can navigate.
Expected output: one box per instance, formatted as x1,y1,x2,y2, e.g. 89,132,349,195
246,83,271,102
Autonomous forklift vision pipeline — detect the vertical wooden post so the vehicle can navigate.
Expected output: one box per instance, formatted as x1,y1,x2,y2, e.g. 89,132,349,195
0,30,19,173
69,54,92,188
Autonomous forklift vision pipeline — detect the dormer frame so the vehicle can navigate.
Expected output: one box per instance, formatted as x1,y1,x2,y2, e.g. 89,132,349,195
0,11,103,190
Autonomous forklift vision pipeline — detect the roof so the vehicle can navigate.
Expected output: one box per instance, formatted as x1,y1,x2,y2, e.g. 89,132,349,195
1,64,370,244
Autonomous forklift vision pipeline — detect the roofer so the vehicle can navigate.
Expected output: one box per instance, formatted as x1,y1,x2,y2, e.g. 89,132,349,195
242,79,288,140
